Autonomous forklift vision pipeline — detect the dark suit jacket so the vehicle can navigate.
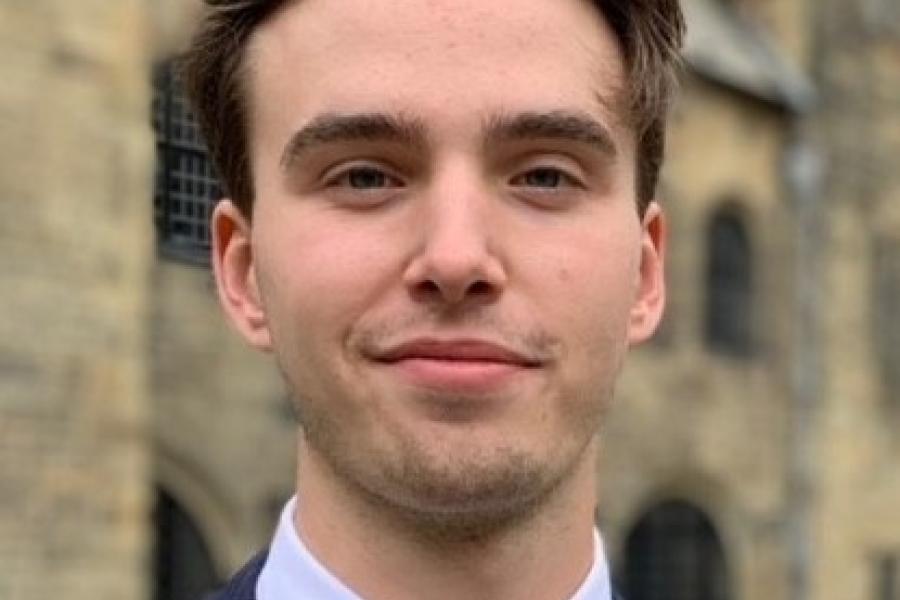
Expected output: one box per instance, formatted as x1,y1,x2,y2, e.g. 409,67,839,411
205,551,268,600
205,551,624,600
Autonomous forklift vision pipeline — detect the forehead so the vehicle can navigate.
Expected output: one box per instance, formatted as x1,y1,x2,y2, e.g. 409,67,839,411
246,0,627,140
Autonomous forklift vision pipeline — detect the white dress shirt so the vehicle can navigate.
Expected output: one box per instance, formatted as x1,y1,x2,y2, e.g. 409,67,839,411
257,496,613,600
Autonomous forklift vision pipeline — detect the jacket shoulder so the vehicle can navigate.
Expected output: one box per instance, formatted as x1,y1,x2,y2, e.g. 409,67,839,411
204,551,269,600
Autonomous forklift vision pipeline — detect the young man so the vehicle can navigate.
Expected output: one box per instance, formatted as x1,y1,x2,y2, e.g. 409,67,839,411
183,0,683,598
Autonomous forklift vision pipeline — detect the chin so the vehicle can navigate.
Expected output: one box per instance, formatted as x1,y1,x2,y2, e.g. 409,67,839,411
350,429,587,542
298,377,601,540
375,458,554,541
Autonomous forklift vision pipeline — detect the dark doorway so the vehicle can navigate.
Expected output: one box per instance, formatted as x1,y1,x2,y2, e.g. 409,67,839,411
622,500,730,600
153,487,220,600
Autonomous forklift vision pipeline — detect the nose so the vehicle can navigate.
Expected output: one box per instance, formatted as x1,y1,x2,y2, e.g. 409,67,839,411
403,176,507,307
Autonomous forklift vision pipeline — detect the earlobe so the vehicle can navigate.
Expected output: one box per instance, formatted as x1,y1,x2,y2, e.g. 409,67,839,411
628,202,667,345
211,199,273,351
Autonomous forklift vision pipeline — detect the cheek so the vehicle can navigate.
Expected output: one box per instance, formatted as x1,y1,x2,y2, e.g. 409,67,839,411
536,228,640,362
254,214,402,350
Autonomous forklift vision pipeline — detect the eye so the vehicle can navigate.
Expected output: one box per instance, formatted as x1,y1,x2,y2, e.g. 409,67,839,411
319,162,407,208
511,166,580,190
524,168,563,188
505,160,589,209
331,166,403,190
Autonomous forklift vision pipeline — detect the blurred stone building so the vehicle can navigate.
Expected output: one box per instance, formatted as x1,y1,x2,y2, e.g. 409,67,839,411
0,1,897,599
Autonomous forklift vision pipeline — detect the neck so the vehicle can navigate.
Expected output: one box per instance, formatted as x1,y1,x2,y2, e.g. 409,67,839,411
293,435,601,600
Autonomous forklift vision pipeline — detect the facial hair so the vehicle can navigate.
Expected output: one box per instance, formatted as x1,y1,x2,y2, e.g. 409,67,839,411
281,310,608,543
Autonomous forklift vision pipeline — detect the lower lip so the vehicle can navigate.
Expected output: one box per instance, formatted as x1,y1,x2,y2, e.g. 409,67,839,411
383,358,529,394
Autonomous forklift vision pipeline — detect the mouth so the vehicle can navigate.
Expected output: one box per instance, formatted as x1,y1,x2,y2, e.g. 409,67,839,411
368,338,543,393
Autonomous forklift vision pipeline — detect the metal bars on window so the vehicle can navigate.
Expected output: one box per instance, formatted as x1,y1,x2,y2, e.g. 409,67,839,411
152,62,222,265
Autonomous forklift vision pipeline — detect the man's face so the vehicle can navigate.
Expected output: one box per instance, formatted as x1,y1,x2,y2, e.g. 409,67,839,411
215,0,664,524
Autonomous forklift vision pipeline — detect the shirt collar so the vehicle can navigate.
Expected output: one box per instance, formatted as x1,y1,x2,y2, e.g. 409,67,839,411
257,496,612,600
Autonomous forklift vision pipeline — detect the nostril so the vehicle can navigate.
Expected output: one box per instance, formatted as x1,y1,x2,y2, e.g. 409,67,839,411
414,279,442,296
409,277,497,304
468,280,494,296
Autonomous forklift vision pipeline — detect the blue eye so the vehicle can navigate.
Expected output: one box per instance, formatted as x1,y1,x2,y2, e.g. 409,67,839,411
525,168,563,187
321,163,405,208
345,167,394,189
513,167,580,189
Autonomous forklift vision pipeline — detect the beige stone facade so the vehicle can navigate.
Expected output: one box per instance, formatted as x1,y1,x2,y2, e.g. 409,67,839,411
0,1,898,599
0,2,154,599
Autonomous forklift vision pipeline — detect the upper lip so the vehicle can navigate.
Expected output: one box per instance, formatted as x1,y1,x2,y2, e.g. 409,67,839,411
372,338,543,367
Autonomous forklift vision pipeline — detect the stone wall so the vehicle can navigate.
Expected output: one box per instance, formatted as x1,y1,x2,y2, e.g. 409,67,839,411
1,1,898,600
150,260,294,575
814,1,900,598
0,2,153,599
602,72,795,600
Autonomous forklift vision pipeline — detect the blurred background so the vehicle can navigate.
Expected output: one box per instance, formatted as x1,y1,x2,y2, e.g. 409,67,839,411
0,0,898,599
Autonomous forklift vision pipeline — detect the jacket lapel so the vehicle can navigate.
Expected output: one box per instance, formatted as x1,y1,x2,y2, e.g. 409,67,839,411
205,551,268,600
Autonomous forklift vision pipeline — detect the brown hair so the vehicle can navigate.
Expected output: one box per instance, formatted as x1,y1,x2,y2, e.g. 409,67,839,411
181,0,684,217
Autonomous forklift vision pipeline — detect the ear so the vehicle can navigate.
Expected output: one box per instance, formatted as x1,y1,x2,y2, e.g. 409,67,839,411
211,199,272,351
627,201,667,345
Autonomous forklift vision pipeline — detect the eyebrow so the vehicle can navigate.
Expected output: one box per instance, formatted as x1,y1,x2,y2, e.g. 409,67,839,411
279,109,617,170
280,113,427,170
483,110,618,158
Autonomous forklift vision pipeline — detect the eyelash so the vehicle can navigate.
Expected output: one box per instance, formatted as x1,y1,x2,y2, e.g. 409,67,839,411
510,166,582,190
317,158,587,207
324,164,405,189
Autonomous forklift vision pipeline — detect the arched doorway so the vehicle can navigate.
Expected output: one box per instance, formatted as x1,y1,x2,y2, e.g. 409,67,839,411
153,487,221,600
622,500,731,600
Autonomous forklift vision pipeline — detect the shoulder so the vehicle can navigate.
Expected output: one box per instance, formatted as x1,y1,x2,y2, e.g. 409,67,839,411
204,551,269,600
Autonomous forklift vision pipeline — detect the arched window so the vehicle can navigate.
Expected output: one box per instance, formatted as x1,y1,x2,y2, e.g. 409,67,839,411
153,487,220,600
705,208,754,356
152,61,222,264
872,235,900,410
622,500,731,600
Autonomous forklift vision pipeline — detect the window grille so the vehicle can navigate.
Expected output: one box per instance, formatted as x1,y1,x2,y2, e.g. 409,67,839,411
152,62,222,265
153,487,220,600
622,500,731,600
705,209,754,356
